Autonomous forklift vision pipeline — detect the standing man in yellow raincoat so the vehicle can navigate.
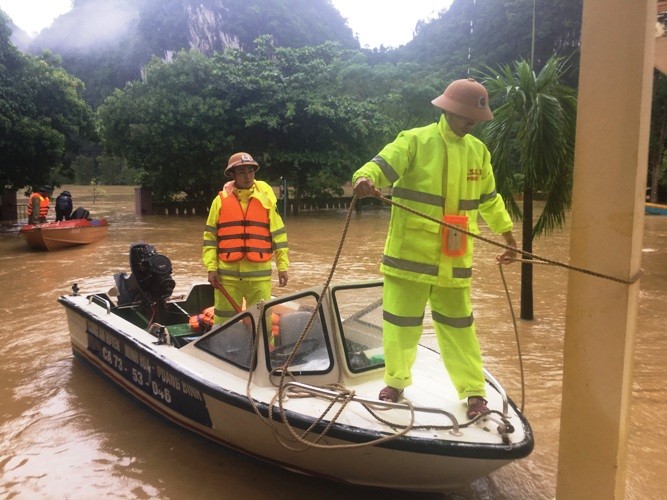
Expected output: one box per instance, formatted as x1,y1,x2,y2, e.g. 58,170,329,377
202,152,289,324
352,78,517,419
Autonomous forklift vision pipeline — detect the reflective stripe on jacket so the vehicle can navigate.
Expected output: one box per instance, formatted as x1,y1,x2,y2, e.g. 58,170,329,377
217,194,272,262
352,115,512,287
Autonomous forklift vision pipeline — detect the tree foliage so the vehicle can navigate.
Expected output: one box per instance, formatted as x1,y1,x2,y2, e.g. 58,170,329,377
0,13,96,192
479,56,577,320
97,38,396,206
401,0,582,84
648,71,667,203
98,50,231,203
480,56,577,236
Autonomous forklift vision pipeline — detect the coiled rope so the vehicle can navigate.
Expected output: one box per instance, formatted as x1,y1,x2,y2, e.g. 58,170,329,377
246,196,422,451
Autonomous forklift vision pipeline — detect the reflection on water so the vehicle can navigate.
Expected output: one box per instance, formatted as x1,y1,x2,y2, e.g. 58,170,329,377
0,185,665,499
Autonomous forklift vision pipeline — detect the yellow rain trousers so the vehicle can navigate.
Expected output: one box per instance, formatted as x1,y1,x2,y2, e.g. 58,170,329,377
213,279,271,321
382,275,485,400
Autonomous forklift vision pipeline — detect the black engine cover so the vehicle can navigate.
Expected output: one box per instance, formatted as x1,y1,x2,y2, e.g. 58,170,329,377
127,243,176,304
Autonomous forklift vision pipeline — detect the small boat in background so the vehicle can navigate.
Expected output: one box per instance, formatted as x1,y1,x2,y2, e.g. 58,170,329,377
20,218,109,250
645,202,667,215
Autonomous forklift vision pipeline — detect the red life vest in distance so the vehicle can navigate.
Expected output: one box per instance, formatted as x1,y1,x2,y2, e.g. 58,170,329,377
27,193,50,220
217,193,272,262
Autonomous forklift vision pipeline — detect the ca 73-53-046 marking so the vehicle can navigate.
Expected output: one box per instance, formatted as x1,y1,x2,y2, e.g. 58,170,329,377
84,320,212,426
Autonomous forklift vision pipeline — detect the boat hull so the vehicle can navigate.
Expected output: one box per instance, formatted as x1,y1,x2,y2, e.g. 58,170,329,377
20,219,109,250
59,287,533,493
645,202,667,215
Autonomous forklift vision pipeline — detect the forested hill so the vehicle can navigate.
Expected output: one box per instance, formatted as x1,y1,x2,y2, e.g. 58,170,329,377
399,0,582,84
21,0,359,107
6,0,583,107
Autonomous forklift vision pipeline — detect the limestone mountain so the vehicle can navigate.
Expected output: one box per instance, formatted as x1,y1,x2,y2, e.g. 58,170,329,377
24,0,358,107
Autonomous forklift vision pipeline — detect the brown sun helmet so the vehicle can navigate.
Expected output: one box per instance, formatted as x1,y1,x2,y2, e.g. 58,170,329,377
431,77,493,121
224,152,260,178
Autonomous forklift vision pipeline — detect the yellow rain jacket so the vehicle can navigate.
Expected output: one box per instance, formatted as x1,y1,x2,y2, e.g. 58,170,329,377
202,180,288,282
353,115,512,287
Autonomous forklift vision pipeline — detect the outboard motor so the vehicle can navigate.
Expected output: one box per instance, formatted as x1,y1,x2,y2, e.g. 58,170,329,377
128,243,176,305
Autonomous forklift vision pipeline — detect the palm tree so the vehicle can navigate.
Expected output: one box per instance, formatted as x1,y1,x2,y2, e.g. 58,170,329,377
479,56,577,320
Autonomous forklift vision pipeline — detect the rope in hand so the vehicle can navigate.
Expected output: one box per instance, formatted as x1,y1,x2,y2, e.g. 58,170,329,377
373,192,643,285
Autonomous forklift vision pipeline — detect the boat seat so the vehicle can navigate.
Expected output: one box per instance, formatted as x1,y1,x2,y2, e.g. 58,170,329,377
276,311,324,346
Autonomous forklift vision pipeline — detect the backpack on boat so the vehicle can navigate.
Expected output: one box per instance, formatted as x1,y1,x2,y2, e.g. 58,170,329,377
71,207,91,220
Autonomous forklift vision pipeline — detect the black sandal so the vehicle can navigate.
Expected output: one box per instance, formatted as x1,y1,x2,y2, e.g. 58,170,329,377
466,396,489,419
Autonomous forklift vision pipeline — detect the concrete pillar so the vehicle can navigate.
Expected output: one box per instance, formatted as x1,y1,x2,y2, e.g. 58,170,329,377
135,187,152,216
556,1,655,498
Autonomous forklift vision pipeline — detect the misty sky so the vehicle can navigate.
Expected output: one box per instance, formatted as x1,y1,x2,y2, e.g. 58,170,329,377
0,0,452,48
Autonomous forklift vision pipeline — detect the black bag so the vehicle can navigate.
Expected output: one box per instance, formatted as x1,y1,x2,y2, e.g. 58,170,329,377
71,207,91,220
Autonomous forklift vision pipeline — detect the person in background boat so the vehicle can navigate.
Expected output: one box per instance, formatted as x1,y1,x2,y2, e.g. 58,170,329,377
27,185,53,224
55,190,73,222
202,152,289,324
352,78,518,420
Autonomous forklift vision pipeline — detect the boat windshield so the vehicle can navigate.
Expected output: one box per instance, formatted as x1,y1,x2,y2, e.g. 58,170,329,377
262,292,333,374
331,281,385,374
195,313,257,370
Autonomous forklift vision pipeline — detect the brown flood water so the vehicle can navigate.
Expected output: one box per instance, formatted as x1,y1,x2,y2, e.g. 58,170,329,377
1,185,665,499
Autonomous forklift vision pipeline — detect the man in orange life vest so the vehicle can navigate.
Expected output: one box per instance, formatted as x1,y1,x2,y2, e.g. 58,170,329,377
202,152,289,324
27,185,53,224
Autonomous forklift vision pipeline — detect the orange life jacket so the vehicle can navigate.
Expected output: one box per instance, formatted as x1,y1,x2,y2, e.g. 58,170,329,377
188,306,215,333
269,312,281,351
27,193,50,220
217,193,272,263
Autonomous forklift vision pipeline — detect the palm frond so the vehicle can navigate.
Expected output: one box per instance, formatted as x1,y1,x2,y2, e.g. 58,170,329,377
478,56,577,239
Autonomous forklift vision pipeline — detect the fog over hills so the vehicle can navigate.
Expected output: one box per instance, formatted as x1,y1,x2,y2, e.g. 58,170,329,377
3,0,359,106
32,0,143,53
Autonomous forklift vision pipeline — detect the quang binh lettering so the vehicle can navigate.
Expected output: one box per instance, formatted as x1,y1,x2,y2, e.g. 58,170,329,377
156,365,181,391
181,381,203,401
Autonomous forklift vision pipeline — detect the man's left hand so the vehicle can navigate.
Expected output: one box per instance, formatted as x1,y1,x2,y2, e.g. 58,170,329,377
497,231,518,264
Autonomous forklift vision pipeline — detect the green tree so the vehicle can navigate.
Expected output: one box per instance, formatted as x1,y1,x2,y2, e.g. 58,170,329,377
97,39,393,209
97,50,231,204
338,56,443,130
479,56,577,320
0,13,95,192
215,38,393,209
401,0,582,85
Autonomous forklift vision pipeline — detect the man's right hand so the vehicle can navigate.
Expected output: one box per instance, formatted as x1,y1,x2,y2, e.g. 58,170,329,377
208,270,220,289
353,177,378,198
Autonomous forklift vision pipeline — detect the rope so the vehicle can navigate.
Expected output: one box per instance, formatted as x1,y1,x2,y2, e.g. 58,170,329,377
245,197,422,451
374,193,643,285
498,263,525,413
247,188,638,450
